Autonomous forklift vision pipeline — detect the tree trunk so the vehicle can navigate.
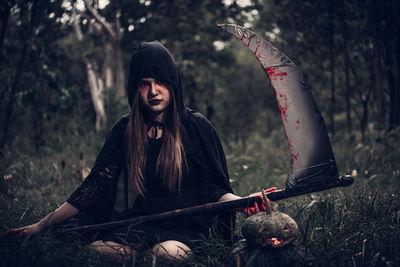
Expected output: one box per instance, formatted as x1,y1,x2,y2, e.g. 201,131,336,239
112,39,125,97
0,2,11,58
391,25,400,129
289,1,299,65
72,9,106,131
384,36,396,130
85,59,106,130
111,0,124,97
167,1,176,56
373,40,385,129
360,91,370,141
0,0,37,153
104,42,114,89
328,1,335,135
0,42,28,152
339,0,352,135
84,0,125,97
386,11,400,130
371,0,386,129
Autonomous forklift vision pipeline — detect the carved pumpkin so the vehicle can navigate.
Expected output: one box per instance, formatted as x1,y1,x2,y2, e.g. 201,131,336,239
225,210,302,267
224,192,303,267
241,211,299,248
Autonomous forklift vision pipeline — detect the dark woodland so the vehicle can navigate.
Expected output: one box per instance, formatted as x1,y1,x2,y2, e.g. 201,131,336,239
0,0,399,266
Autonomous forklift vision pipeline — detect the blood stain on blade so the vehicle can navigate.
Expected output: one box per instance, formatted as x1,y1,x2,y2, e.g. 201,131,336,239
240,28,246,40
277,93,291,123
247,34,256,47
266,66,288,81
288,138,299,164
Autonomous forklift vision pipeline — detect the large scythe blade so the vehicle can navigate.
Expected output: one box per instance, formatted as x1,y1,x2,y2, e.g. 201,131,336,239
219,24,344,193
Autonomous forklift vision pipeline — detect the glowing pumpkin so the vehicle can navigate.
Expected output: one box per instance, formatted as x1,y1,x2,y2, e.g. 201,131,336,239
241,210,299,248
225,210,302,267
224,192,303,267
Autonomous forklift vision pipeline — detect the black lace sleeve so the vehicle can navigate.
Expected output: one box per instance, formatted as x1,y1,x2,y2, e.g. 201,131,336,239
66,116,129,222
67,163,121,216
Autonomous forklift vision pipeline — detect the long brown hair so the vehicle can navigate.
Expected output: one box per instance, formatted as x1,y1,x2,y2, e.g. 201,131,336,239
125,86,185,196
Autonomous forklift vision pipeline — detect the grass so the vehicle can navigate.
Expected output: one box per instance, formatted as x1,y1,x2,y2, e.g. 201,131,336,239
0,126,399,266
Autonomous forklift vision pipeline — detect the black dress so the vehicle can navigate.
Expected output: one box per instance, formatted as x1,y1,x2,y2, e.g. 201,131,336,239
67,112,233,247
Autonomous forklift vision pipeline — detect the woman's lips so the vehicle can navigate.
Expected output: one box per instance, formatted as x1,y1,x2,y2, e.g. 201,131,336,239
149,99,162,105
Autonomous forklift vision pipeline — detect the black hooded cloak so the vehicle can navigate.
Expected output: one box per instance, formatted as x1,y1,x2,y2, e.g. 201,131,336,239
67,41,235,246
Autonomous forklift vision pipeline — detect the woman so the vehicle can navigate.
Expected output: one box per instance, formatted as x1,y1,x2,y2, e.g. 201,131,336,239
9,41,265,262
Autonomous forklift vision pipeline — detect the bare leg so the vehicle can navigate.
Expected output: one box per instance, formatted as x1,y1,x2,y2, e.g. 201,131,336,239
151,240,192,262
88,240,135,261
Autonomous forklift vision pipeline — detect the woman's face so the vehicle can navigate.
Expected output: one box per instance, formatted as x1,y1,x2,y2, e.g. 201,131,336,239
138,77,171,120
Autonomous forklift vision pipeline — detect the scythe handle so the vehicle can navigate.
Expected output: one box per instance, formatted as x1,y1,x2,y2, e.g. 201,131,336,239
61,175,353,233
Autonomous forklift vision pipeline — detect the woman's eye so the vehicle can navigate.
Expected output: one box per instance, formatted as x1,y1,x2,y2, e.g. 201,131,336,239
139,81,150,89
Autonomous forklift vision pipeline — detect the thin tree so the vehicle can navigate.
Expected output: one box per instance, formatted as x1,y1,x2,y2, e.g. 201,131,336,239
71,7,106,131
338,0,352,135
0,0,38,152
328,0,336,135
370,0,386,129
83,0,125,97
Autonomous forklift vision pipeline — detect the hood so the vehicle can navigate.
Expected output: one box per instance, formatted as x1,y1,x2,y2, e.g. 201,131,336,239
126,41,185,117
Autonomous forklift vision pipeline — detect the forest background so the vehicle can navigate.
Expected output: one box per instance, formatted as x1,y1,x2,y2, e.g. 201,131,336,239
0,0,399,266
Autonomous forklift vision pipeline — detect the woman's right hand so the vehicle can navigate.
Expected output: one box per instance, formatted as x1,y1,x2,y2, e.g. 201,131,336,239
1,202,78,241
14,222,44,237
1,222,43,240
0,222,42,241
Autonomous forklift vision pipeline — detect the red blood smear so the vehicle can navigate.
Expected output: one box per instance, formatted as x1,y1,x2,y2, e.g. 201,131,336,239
268,66,290,123
240,30,245,40
278,94,291,123
255,42,266,59
266,67,288,81
257,53,268,61
267,67,297,169
247,34,255,47
287,138,299,170
254,42,260,55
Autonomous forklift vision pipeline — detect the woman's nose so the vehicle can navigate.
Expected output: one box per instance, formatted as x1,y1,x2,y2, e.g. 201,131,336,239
149,82,158,96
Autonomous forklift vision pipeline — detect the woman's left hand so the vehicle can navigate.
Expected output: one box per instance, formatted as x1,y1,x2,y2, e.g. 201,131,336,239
242,187,276,215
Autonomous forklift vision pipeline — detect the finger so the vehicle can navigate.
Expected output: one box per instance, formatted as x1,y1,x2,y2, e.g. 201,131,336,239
0,228,24,241
243,208,249,215
265,187,277,193
4,228,23,236
10,228,24,234
260,201,266,211
268,200,274,211
254,203,260,213
16,229,29,237
242,207,249,215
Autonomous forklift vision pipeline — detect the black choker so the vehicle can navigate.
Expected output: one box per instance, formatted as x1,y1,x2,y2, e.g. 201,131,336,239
148,121,164,139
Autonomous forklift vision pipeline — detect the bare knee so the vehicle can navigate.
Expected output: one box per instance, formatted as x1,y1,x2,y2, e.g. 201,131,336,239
152,240,192,262
88,240,135,261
